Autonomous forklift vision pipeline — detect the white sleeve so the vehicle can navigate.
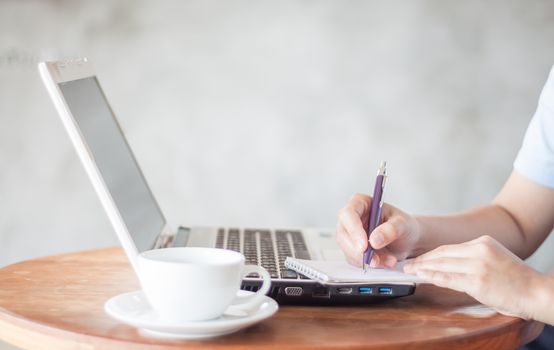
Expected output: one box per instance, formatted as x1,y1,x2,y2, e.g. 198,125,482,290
513,65,554,189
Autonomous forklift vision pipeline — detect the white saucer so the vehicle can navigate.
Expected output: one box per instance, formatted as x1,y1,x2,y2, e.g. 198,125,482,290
104,290,278,339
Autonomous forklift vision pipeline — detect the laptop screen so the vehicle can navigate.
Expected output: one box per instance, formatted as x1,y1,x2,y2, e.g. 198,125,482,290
58,77,165,252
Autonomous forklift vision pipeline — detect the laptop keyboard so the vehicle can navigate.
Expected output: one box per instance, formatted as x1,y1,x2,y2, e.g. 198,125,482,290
215,228,311,280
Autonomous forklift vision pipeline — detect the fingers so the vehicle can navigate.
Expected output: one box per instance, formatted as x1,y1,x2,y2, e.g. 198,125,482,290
368,253,381,267
406,243,472,263
336,223,364,265
336,194,412,269
404,257,477,275
346,255,363,268
410,236,503,267
401,251,472,291
402,239,498,295
413,269,468,293
402,236,531,318
336,221,398,268
348,193,371,217
371,249,397,268
337,194,371,251
369,215,407,249
402,243,482,292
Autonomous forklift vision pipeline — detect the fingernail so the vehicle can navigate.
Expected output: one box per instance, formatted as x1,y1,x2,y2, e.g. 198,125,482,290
371,233,383,247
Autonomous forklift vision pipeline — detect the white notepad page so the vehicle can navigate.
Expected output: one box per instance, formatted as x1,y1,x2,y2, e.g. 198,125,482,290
285,257,426,284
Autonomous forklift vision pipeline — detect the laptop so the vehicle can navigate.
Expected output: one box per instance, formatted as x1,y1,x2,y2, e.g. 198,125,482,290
39,58,415,305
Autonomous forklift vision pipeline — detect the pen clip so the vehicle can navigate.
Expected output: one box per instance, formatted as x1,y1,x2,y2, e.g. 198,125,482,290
379,175,387,208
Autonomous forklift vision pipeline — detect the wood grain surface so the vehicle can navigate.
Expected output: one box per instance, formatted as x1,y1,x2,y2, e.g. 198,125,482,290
0,248,543,350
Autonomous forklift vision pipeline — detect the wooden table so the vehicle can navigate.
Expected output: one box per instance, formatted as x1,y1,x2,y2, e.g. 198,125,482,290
0,248,543,350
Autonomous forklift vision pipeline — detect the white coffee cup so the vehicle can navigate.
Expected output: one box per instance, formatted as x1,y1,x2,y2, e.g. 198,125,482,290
137,247,271,322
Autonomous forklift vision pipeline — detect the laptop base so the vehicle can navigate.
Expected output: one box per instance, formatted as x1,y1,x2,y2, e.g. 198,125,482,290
241,280,416,305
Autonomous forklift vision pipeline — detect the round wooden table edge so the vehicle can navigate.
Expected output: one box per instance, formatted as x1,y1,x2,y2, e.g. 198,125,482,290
0,248,546,350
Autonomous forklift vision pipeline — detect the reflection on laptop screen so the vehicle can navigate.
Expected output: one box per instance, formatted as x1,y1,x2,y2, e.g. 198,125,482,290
59,77,165,252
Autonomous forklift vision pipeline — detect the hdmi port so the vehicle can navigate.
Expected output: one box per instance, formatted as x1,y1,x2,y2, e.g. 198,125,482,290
337,287,353,294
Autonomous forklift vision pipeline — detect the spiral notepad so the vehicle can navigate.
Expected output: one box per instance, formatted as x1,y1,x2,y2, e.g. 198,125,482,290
284,257,426,284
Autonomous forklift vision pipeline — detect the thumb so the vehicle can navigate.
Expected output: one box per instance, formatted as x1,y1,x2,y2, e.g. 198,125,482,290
369,216,406,249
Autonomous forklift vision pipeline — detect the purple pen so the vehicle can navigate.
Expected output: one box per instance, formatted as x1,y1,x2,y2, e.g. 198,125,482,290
363,161,387,272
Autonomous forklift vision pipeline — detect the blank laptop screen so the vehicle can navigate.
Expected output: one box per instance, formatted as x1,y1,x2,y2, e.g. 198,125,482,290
59,77,165,252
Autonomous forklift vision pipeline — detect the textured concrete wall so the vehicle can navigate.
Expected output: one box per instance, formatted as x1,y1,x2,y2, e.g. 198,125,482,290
1,1,554,347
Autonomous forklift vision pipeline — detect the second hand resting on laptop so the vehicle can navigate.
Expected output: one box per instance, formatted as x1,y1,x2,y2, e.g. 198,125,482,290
363,161,387,272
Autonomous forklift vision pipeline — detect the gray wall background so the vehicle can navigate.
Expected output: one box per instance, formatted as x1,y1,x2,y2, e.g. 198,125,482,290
1,0,554,348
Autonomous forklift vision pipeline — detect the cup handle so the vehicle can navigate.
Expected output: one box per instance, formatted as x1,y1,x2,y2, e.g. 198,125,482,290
230,265,271,310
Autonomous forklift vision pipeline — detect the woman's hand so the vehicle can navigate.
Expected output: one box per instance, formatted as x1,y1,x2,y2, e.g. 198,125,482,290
336,193,422,268
403,235,549,319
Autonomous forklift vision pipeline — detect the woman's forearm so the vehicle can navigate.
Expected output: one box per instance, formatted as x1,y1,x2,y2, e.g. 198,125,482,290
414,204,528,257
412,171,554,259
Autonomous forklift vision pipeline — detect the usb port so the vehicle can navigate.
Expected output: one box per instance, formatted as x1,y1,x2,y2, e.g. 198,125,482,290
312,286,330,298
358,287,373,294
378,287,393,295
337,287,353,294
